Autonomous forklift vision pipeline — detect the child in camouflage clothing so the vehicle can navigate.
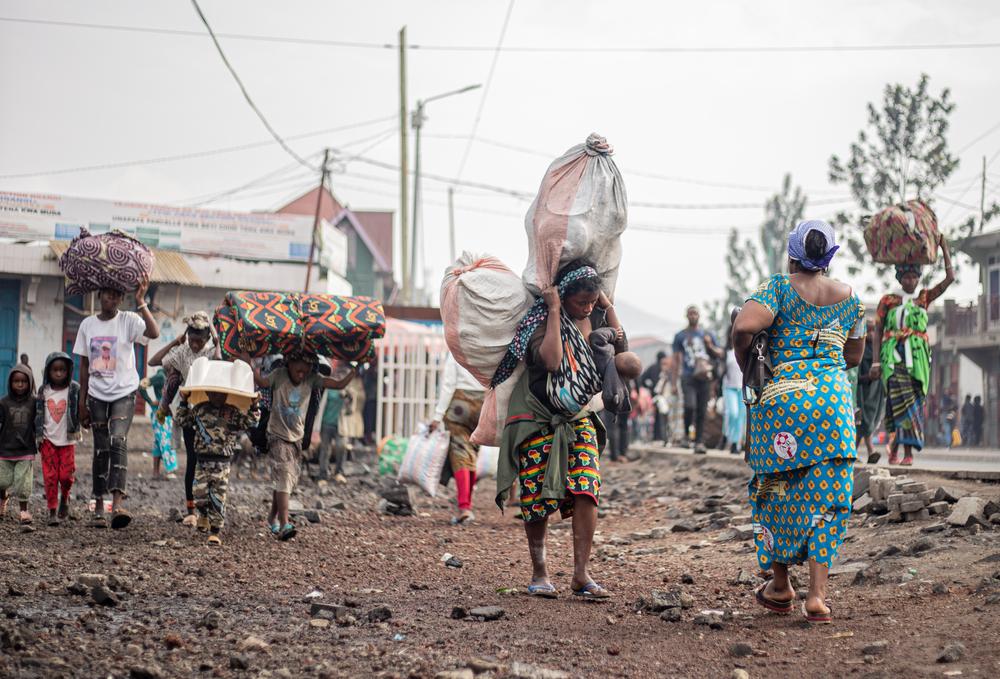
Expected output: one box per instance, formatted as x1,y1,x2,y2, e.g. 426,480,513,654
174,358,257,546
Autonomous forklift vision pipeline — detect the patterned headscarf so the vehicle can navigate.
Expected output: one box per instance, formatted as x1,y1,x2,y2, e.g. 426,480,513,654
787,220,839,271
183,310,211,331
894,263,923,283
490,265,599,388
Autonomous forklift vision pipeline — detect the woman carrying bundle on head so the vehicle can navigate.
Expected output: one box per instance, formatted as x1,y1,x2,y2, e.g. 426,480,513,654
869,235,953,465
493,259,626,601
732,220,866,624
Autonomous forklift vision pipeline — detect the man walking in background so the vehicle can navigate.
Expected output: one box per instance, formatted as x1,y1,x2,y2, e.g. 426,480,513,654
672,305,722,453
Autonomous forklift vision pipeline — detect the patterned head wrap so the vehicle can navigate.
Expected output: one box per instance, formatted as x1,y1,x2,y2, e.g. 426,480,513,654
894,263,922,283
787,220,839,271
183,310,211,331
490,265,600,388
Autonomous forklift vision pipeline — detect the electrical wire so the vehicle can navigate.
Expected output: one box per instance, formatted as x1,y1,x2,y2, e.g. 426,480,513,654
426,132,846,194
0,115,395,180
455,0,515,180
5,16,1000,54
176,151,322,205
189,0,317,171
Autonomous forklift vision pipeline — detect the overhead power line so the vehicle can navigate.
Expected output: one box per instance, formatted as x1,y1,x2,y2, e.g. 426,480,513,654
5,16,1000,54
455,0,514,180
0,114,395,180
189,0,317,171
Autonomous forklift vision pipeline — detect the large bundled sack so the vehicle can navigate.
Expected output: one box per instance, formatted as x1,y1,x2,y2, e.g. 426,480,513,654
440,253,534,386
58,227,154,295
522,133,628,298
214,291,384,362
398,426,450,497
864,200,939,265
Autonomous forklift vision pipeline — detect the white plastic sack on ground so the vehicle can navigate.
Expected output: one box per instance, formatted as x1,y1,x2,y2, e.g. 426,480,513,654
476,446,500,479
440,253,534,387
522,133,628,299
471,363,525,447
398,426,450,497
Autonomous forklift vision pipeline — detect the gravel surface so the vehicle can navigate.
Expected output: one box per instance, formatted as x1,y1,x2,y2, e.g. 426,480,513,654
2,423,999,678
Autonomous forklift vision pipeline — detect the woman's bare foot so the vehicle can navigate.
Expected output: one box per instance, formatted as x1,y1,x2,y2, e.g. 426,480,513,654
763,579,795,604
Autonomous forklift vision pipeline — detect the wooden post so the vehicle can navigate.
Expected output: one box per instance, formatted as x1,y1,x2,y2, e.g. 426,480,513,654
399,27,410,304
304,148,330,292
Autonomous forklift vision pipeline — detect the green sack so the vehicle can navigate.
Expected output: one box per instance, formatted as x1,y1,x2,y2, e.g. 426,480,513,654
377,436,408,476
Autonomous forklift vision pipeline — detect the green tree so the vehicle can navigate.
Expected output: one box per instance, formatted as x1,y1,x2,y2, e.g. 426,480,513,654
828,73,998,292
705,174,806,335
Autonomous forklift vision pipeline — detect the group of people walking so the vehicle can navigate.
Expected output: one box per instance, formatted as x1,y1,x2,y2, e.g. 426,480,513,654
0,215,962,627
483,217,957,624
0,282,361,545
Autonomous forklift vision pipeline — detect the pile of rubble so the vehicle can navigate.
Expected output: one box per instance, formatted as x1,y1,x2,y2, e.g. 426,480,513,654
852,467,999,527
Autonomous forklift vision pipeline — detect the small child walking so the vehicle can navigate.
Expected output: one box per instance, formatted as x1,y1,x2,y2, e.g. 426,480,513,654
247,351,353,541
173,357,257,546
35,353,81,525
0,364,38,525
139,368,178,479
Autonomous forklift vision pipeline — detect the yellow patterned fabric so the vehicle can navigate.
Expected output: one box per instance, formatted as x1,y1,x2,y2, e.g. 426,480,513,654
746,274,864,474
748,456,854,568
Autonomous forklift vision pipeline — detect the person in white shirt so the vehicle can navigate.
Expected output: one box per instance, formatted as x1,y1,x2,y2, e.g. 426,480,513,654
429,354,485,524
73,282,159,529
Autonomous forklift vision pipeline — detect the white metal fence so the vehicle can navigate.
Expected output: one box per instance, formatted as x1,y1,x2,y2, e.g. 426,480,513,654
375,320,449,441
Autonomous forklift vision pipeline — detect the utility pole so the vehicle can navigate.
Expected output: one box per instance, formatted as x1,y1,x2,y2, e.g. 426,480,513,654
447,186,456,263
980,155,987,233
304,147,330,293
410,100,424,303
398,26,410,304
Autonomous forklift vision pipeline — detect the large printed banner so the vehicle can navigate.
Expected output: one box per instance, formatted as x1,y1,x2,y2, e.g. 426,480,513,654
0,191,344,267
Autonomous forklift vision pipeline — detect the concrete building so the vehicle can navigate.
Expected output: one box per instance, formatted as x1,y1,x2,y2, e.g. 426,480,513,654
0,191,358,394
276,186,396,301
935,227,1000,447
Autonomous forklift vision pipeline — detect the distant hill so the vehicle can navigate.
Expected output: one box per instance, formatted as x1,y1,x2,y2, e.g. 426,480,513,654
613,299,679,342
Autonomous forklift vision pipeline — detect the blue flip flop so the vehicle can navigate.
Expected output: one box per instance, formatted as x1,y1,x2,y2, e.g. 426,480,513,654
527,582,558,599
572,582,611,600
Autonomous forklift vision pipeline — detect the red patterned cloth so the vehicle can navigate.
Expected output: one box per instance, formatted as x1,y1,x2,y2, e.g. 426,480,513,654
58,228,154,294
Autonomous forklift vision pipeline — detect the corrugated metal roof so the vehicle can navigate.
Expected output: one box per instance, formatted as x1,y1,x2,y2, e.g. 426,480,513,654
49,241,202,286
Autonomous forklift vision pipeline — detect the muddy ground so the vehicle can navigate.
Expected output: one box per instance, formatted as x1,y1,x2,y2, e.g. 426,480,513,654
1,422,999,679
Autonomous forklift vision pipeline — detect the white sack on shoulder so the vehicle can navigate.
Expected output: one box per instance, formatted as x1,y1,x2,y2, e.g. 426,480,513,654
522,133,628,299
440,253,534,387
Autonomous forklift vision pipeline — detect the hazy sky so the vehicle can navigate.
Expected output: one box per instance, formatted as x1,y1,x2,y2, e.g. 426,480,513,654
2,0,998,323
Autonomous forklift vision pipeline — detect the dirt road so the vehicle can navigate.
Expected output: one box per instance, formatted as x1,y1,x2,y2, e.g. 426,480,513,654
2,425,999,678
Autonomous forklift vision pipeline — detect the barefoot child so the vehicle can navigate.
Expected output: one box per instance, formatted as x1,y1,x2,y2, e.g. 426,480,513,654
247,351,354,541
174,357,257,546
35,353,81,525
0,364,37,525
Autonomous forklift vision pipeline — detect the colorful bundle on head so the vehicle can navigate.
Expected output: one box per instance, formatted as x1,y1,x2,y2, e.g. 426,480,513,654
490,265,599,388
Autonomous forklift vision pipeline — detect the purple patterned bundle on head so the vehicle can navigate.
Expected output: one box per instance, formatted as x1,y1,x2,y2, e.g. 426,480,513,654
58,228,154,294
787,220,839,271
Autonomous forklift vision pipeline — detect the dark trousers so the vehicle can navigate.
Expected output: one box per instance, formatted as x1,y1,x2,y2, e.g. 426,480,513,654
600,410,630,461
681,376,710,443
182,425,197,503
652,412,666,442
89,393,135,497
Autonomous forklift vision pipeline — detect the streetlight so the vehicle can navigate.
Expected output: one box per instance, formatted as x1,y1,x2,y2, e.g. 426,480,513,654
410,83,481,303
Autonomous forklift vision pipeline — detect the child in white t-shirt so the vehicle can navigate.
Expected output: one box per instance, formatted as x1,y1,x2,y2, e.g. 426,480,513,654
72,283,159,529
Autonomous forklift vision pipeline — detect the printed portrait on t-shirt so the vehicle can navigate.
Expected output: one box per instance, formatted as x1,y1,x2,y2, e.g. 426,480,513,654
89,337,118,375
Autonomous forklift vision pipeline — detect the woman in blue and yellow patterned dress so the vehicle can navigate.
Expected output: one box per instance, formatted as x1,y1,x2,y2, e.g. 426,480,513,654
733,220,866,624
